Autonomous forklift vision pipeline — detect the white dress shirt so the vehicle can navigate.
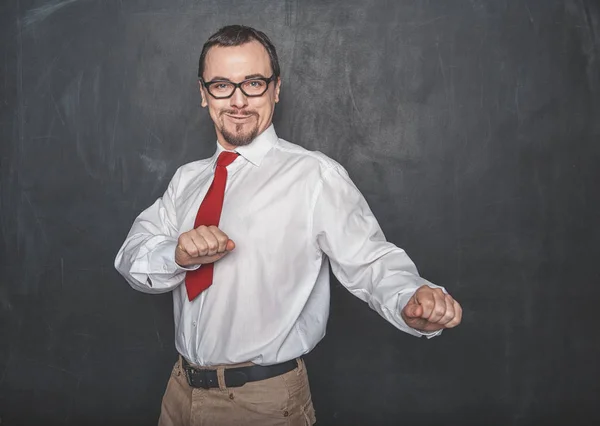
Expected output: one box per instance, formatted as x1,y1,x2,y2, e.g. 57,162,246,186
115,125,442,366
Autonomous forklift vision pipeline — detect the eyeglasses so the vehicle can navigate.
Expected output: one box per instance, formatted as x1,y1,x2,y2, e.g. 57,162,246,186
201,75,276,99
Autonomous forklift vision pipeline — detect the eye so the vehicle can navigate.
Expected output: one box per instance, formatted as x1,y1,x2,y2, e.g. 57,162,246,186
209,81,233,92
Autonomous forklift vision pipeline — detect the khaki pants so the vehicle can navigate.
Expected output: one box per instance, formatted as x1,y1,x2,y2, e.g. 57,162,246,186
158,357,316,426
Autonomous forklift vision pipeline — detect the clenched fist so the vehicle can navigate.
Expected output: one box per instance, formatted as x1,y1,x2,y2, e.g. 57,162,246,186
175,225,235,267
401,285,462,333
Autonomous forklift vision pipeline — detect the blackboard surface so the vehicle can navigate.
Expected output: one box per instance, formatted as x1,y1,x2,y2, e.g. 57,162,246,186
1,1,599,425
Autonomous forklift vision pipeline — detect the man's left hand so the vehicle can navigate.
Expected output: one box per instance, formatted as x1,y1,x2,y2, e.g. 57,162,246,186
401,285,462,333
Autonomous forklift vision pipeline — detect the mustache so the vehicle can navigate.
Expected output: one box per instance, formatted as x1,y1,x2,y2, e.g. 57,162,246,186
220,109,258,117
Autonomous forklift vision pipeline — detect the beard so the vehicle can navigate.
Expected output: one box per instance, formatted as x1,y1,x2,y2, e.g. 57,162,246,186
218,109,260,147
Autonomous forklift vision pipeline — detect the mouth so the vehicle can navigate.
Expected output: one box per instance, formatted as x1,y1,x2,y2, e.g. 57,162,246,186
223,112,256,121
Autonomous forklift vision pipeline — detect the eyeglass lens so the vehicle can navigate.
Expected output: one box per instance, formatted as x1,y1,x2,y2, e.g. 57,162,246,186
207,79,270,98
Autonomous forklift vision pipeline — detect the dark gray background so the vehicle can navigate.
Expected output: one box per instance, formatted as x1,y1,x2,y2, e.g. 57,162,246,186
1,0,599,425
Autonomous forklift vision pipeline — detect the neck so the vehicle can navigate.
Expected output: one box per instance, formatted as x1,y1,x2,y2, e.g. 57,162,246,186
218,139,237,151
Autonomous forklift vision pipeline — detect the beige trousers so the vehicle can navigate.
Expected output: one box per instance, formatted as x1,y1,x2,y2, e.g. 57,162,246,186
158,357,316,426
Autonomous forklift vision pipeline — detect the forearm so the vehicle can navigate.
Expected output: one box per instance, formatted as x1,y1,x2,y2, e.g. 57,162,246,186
115,233,198,294
334,244,444,338
114,169,198,293
372,250,445,337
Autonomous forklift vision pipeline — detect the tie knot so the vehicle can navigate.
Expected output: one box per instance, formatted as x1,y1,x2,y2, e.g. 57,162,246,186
217,151,238,168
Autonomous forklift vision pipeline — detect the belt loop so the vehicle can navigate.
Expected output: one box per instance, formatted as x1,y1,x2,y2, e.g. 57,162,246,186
296,358,303,375
217,367,227,391
180,356,192,388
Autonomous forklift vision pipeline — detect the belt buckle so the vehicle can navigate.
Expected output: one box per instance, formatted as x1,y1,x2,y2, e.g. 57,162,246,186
185,367,212,389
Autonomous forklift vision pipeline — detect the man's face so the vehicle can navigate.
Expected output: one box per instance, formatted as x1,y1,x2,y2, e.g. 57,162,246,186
200,40,281,149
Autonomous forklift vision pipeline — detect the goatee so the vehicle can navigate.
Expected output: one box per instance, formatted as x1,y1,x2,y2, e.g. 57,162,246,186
219,110,259,147
221,123,259,147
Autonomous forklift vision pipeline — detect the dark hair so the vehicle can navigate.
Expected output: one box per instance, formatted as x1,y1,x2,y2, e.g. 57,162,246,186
198,25,280,79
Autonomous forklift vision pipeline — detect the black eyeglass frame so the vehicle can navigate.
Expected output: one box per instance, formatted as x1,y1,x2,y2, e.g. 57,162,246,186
200,75,277,99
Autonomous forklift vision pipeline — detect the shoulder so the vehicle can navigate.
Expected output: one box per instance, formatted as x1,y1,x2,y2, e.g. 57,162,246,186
272,138,346,177
172,157,213,180
161,157,214,196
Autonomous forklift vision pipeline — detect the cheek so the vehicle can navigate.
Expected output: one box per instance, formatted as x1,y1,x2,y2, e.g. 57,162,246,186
207,102,225,118
252,98,275,118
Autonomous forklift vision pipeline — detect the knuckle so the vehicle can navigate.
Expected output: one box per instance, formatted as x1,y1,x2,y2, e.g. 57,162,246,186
443,314,454,325
421,298,434,309
454,305,463,318
196,240,207,252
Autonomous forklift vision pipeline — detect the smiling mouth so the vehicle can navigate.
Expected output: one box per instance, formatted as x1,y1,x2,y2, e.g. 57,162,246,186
226,114,254,119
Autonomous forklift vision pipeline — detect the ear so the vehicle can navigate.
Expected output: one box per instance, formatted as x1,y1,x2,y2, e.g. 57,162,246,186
274,77,281,103
198,81,208,107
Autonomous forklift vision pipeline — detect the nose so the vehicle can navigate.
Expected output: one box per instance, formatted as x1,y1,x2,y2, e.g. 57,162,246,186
229,86,248,109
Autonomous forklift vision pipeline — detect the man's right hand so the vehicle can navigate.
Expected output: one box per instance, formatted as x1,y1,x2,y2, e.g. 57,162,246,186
175,225,235,267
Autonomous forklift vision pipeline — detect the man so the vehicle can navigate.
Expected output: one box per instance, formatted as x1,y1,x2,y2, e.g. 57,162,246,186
115,25,462,426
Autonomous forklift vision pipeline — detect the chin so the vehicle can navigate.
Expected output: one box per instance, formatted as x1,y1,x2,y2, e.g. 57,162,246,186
220,125,259,147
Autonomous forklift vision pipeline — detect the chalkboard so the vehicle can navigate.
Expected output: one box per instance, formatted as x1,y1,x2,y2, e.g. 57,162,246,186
1,0,599,425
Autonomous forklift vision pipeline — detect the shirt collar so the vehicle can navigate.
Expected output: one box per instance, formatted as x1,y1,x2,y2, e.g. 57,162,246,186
214,125,278,167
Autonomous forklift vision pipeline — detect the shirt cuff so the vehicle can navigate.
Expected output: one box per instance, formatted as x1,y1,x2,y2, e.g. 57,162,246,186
149,239,201,274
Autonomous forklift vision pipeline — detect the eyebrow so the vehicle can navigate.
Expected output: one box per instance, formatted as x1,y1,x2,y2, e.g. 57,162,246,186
244,73,268,79
206,73,268,82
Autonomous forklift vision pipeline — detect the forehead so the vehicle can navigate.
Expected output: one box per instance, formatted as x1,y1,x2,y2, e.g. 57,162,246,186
204,40,272,80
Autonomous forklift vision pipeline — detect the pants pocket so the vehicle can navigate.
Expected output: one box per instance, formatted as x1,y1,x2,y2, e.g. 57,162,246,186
301,397,316,425
159,360,192,426
229,374,291,419
282,361,316,425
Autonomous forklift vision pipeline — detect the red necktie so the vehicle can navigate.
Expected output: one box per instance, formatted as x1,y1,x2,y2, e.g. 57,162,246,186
185,151,238,301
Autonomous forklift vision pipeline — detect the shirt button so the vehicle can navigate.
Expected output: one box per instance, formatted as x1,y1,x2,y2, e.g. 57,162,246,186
193,322,197,327
162,265,168,271
229,393,234,400
283,411,289,417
